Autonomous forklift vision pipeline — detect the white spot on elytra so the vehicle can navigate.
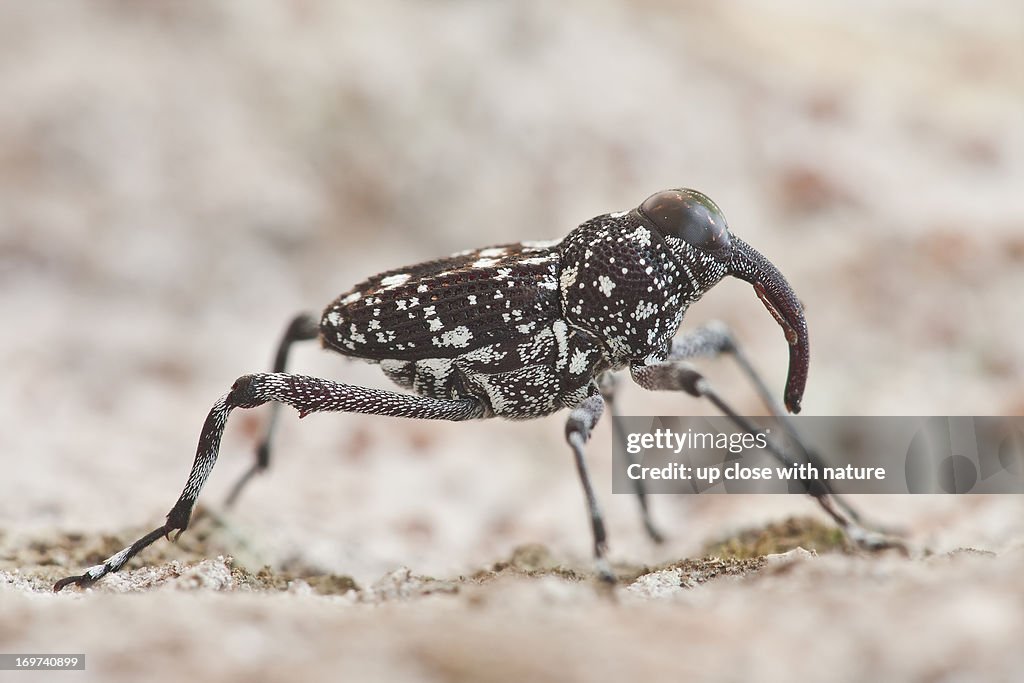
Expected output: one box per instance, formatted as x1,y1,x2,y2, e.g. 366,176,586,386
467,295,478,305
597,275,616,297
434,326,473,348
428,318,444,331
473,257,500,268
479,247,507,257
341,291,361,305
380,273,410,288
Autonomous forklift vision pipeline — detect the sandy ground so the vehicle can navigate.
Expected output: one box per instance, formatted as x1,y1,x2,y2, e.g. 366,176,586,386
2,2,1023,682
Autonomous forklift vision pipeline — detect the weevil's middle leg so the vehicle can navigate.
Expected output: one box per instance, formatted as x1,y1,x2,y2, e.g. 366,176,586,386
225,312,319,507
598,372,665,544
565,390,616,583
53,373,485,591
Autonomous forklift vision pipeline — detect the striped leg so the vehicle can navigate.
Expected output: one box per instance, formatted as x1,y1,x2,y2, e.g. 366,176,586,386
54,373,485,591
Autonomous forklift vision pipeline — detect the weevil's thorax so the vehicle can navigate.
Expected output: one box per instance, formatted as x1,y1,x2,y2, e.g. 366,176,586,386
558,210,728,366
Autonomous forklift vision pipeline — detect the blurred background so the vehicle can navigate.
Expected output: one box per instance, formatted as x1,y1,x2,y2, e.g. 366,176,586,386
2,0,1022,583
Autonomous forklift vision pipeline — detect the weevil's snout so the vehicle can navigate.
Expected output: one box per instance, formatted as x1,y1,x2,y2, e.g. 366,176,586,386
727,237,809,413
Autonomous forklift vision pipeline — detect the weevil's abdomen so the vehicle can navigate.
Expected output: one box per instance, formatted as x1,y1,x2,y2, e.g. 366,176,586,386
320,241,563,361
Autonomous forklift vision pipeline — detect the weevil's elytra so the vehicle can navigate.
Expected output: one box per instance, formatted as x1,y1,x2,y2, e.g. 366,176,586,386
54,187,835,592
319,241,600,418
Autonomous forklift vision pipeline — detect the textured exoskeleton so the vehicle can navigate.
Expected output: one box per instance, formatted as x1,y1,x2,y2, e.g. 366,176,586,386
320,190,806,419
56,188,824,591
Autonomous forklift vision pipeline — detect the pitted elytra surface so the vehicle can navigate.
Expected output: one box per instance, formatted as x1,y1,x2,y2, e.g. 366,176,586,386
320,240,595,418
322,241,562,361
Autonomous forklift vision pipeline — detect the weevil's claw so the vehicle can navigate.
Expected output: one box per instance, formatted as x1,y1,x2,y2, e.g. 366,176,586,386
53,564,106,592
53,573,90,592
594,558,617,585
844,524,911,557
161,521,185,544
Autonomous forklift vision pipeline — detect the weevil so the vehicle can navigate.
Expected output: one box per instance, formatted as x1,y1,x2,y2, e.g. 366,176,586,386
55,188,890,592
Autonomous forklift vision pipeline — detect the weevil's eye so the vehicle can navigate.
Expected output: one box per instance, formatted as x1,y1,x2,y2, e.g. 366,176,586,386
639,189,731,252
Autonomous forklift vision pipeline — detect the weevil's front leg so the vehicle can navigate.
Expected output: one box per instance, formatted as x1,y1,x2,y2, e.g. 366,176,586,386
629,361,906,553
225,313,319,507
598,372,665,544
53,374,485,591
565,390,616,583
668,323,874,529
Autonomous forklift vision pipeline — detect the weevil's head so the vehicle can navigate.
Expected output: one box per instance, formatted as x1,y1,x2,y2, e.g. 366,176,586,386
637,188,809,413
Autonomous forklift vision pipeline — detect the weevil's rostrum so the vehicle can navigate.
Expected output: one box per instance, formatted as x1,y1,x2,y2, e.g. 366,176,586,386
54,187,817,591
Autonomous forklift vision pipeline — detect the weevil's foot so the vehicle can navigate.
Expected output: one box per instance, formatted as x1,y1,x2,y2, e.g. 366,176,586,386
859,518,909,539
845,524,911,557
595,557,617,585
53,564,108,592
644,519,667,545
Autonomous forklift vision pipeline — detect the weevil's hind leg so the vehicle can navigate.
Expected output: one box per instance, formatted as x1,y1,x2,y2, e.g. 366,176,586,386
668,323,877,532
53,373,486,591
598,372,665,544
224,313,319,508
629,360,908,554
565,390,616,583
